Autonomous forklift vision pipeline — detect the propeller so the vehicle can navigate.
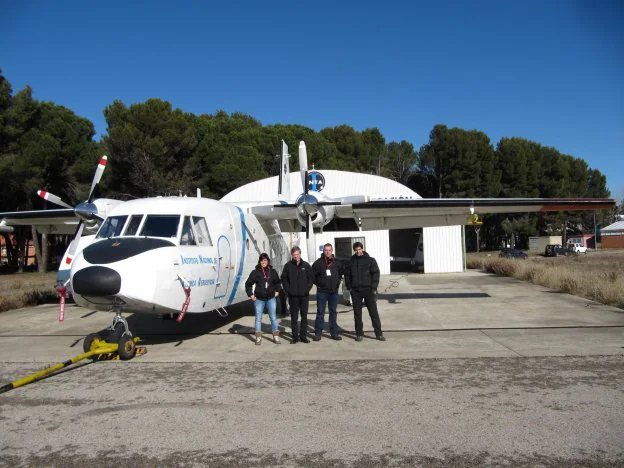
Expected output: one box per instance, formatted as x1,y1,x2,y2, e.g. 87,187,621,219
38,156,108,210
55,156,109,266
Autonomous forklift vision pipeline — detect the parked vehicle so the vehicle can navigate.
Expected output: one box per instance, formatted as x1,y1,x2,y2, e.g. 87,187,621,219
499,248,528,259
545,244,569,257
568,242,589,254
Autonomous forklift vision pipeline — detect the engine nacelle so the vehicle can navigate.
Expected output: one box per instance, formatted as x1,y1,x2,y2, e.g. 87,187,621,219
295,197,336,231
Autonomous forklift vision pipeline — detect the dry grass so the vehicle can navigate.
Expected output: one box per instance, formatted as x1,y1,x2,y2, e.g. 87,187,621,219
0,272,59,313
467,250,624,309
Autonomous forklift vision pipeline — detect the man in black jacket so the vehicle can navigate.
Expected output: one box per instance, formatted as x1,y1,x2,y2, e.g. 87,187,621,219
344,242,385,341
281,246,314,344
311,243,344,341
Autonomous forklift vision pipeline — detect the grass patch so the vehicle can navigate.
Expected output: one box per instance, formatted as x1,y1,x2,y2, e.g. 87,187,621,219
467,250,624,309
0,271,59,313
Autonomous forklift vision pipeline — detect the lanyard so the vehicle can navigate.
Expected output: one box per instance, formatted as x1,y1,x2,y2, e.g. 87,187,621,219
262,267,270,281
324,256,333,268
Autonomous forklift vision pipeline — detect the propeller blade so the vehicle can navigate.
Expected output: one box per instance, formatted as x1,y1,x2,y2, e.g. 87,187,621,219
299,141,308,191
304,170,309,195
306,229,317,263
87,155,108,203
64,222,85,266
37,190,72,209
306,214,311,239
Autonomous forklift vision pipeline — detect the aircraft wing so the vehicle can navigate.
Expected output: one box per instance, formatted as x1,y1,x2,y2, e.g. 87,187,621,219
250,197,615,231
0,209,78,234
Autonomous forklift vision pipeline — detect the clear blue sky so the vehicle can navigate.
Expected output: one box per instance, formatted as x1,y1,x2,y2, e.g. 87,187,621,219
2,1,622,198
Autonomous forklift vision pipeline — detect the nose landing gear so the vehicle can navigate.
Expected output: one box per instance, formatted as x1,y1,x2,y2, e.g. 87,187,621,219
83,306,138,360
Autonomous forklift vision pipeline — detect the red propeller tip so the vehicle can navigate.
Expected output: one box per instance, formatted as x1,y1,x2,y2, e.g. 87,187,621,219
65,257,72,265
99,157,107,166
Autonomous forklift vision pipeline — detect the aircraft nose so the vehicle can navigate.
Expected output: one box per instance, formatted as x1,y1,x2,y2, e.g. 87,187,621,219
73,266,121,296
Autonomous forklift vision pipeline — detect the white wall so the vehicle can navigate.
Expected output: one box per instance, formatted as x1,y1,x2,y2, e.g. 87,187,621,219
423,226,464,273
284,230,391,274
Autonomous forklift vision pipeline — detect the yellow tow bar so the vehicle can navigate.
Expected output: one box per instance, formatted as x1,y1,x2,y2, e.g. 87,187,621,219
0,337,144,395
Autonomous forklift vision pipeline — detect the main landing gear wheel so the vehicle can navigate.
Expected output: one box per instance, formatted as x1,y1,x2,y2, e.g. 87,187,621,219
117,334,137,360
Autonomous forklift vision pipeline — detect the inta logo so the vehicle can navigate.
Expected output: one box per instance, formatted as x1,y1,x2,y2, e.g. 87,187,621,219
307,171,325,192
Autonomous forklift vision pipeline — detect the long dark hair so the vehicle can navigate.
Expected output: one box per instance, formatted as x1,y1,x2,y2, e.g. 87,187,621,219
257,252,271,266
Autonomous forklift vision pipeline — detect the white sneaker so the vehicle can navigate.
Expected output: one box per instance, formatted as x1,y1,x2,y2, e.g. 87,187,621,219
273,333,280,344
255,334,262,345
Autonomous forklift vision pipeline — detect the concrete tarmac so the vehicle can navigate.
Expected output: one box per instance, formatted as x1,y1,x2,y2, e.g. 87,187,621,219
1,271,623,467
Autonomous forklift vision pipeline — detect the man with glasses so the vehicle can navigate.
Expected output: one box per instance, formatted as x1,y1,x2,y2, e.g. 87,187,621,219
344,242,385,341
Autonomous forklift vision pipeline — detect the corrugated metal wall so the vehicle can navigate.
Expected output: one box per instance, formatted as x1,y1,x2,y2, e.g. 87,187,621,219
423,226,464,273
602,235,624,248
286,230,391,274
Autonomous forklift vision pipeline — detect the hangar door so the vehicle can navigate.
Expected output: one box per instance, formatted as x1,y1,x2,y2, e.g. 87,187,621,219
335,236,365,261
423,226,464,273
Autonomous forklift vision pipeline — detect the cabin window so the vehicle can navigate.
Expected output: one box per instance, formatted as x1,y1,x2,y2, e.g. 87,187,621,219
140,215,180,238
192,217,212,246
124,215,143,236
180,216,197,246
97,216,128,239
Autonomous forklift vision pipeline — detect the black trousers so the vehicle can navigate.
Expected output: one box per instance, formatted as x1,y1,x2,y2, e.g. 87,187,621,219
289,295,309,340
351,288,382,336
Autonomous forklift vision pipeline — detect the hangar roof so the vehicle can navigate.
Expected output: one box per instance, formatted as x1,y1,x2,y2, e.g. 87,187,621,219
601,220,624,234
221,170,420,202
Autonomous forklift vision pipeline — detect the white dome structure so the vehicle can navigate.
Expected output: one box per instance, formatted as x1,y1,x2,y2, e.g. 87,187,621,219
221,170,421,203
221,169,464,275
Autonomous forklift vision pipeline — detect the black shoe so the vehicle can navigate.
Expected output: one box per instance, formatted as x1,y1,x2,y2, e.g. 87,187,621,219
300,337,310,344
376,334,386,341
331,335,342,341
355,335,363,342
291,339,299,344
313,335,322,342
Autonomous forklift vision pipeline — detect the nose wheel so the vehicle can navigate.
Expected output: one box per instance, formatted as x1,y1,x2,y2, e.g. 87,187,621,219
82,308,137,360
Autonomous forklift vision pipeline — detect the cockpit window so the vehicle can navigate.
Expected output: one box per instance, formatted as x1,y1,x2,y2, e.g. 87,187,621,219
97,216,128,239
139,215,180,238
123,215,143,236
192,217,212,246
180,216,196,246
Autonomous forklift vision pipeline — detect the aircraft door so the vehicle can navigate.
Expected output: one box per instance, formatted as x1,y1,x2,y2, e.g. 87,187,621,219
214,235,232,299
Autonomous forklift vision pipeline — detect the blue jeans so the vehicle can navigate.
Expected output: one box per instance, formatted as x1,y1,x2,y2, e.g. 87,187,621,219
254,297,278,332
315,291,339,336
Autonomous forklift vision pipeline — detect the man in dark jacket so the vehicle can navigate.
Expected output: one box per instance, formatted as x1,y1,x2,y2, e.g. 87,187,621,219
281,246,314,344
311,243,344,341
344,242,385,341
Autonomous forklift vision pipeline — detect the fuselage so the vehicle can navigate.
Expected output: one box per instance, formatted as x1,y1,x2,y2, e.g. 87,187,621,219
69,196,289,314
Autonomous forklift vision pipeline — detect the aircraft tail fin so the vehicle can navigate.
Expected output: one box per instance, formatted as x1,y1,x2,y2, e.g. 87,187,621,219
277,140,290,200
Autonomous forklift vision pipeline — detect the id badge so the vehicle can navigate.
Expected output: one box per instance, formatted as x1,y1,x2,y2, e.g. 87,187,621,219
265,281,268,288
326,269,331,276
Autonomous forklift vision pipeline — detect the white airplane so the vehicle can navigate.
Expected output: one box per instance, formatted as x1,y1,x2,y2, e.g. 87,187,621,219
0,141,615,359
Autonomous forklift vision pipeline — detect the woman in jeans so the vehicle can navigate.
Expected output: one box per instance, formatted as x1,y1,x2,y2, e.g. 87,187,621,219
244,253,282,345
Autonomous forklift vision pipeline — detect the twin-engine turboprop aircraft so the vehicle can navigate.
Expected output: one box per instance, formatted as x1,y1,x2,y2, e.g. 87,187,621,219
0,140,615,358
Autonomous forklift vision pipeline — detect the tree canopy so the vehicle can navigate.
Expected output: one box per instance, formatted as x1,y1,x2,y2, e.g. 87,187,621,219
0,70,613,260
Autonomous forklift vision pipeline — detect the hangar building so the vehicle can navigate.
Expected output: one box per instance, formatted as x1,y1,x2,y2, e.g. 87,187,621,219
600,219,624,249
221,170,464,274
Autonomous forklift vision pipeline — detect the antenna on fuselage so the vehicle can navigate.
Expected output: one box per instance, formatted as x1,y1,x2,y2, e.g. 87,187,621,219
197,188,201,198
277,139,290,200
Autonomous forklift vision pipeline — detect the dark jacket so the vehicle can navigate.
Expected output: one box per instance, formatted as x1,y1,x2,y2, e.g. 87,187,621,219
312,255,343,293
245,265,282,300
281,259,314,297
344,252,380,291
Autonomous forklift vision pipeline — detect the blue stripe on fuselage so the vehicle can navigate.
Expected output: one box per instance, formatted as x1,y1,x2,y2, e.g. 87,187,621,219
227,207,247,305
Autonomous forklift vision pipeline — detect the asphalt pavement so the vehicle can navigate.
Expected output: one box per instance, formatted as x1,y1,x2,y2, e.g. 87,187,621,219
1,271,623,467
